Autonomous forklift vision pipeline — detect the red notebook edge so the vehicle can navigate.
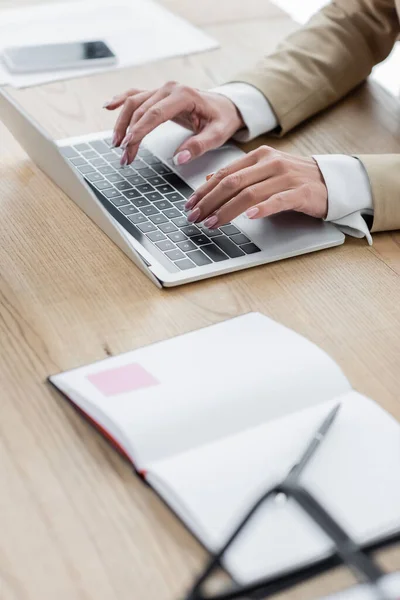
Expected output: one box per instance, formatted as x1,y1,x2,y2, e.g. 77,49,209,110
47,376,147,479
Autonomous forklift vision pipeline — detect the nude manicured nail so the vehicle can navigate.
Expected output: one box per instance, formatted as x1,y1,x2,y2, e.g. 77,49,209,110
203,215,218,229
173,150,192,166
102,100,112,108
120,150,128,166
187,208,200,223
246,207,259,218
121,133,133,149
184,194,197,211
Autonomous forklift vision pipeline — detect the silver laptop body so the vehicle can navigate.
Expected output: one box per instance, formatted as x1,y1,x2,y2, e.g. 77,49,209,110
0,88,344,287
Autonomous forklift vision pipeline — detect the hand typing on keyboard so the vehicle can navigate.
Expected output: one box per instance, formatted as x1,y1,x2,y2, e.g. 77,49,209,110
184,146,328,228
103,81,244,167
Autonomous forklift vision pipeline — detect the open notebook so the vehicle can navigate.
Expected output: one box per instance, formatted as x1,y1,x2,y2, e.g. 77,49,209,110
49,313,400,586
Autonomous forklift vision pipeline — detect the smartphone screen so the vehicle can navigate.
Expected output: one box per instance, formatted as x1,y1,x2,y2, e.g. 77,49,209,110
3,41,116,73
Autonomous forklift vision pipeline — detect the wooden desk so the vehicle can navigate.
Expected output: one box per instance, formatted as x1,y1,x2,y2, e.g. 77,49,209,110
1,1,400,599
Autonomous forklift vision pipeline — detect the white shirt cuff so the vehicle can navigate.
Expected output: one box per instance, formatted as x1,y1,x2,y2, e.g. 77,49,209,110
313,154,374,245
211,82,278,141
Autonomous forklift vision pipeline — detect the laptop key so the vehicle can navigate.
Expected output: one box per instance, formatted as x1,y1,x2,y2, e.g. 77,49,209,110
201,244,229,262
109,196,130,207
102,153,115,162
112,147,124,156
74,143,91,152
230,233,250,245
137,222,157,233
174,200,186,211
176,240,197,252
156,184,174,195
187,249,212,266
175,258,195,271
198,224,222,238
159,222,178,234
128,213,147,224
140,168,158,179
78,165,96,174
90,157,107,167
144,191,163,202
106,173,125,183
144,155,161,165
172,216,189,228
163,173,194,198
85,172,104,182
152,163,172,175
98,166,116,175
115,181,133,191
61,146,79,158
137,183,154,194
147,231,167,242
147,176,165,187
103,188,123,199
220,224,240,236
125,174,145,186
141,205,159,216
132,197,150,208
165,249,185,261
213,236,245,258
182,225,200,237
94,180,113,191
164,192,184,203
156,239,175,251
137,147,152,157
154,199,173,211
90,140,110,154
120,205,139,216
167,231,187,243
123,189,142,200
81,150,97,159
190,234,210,246
241,242,261,254
163,208,180,219
149,213,168,224
70,157,87,166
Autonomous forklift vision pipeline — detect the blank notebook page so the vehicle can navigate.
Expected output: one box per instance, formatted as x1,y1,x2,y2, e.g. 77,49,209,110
148,393,400,584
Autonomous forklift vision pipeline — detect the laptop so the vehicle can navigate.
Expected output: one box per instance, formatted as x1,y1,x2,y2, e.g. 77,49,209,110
0,88,344,288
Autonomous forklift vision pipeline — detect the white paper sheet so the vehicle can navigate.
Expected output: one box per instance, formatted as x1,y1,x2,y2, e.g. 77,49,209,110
0,0,219,88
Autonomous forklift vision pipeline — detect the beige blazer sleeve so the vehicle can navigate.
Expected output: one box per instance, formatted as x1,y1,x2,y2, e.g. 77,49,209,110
233,0,400,233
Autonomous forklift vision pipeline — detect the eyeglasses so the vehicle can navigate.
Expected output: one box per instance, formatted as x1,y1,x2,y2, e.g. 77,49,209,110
181,404,400,600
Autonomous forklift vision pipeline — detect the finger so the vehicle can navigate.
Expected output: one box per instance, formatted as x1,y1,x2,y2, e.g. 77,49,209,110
172,124,226,166
203,176,290,227
186,158,268,221
128,94,193,149
120,87,172,148
246,188,301,219
113,91,153,146
184,152,258,212
103,88,143,110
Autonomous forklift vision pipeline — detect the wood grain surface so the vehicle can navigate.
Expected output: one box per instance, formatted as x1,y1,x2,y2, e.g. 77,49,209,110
0,1,399,599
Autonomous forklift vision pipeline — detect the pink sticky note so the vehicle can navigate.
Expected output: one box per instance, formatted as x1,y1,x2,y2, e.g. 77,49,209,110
87,363,159,396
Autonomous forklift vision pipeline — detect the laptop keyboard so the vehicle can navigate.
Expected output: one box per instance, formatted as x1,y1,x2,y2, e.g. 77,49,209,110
60,137,261,272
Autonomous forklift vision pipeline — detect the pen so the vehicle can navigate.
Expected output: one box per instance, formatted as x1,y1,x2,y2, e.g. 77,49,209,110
286,402,341,483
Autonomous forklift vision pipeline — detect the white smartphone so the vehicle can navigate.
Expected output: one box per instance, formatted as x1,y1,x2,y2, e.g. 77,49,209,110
2,40,117,74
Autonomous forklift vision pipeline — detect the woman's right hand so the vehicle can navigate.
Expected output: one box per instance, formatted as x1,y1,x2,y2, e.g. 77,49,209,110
103,81,245,167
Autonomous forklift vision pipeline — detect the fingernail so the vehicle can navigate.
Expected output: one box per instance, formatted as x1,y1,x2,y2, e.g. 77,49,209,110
120,150,128,166
187,208,200,223
206,173,214,181
102,100,112,108
246,207,259,219
173,150,192,166
112,132,119,147
121,132,133,149
203,215,218,229
184,194,197,211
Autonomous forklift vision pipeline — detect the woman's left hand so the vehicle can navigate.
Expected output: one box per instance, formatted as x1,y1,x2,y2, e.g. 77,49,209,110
184,146,328,228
